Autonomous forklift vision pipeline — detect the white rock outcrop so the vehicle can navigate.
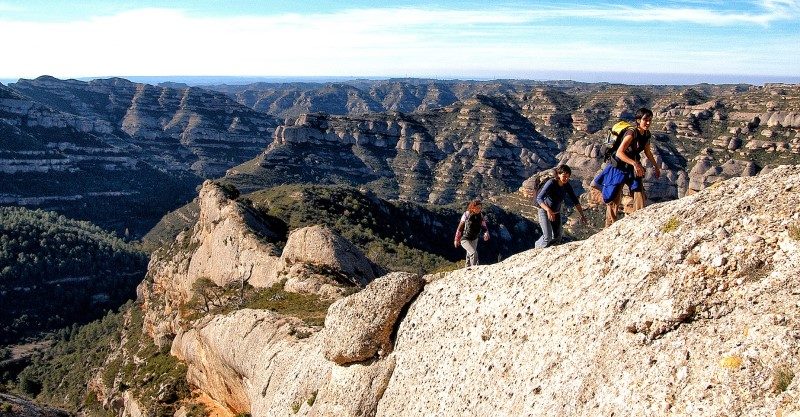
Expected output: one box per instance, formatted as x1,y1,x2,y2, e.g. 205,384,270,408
139,180,376,344
167,165,800,417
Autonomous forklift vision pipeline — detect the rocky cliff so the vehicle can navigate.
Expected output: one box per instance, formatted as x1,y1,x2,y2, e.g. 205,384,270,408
225,94,561,204
8,76,279,178
4,78,799,236
1,77,280,237
161,165,799,416
138,181,380,346
220,82,800,208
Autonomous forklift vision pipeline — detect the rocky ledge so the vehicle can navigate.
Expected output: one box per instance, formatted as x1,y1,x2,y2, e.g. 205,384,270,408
160,166,799,416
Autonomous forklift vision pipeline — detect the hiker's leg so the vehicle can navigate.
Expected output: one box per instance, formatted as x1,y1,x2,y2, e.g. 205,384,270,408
461,238,479,266
552,213,563,244
605,187,622,227
631,177,646,212
535,208,553,248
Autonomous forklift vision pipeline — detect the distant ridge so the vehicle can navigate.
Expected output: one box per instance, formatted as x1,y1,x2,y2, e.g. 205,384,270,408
2,71,795,87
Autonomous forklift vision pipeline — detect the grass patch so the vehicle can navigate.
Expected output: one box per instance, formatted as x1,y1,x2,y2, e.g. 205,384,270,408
306,390,318,407
772,366,795,394
661,216,681,233
789,221,800,241
244,281,334,327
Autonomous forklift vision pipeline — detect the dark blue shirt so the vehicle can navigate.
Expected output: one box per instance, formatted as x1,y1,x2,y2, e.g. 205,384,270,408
536,178,579,212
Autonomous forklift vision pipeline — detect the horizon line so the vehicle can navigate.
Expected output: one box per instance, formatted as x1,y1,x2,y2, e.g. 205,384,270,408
3,72,800,87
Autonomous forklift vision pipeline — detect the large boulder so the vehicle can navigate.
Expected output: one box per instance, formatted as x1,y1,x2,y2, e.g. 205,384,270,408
322,272,424,364
281,225,376,288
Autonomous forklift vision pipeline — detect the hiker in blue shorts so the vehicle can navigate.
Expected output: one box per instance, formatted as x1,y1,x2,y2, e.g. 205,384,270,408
594,107,661,227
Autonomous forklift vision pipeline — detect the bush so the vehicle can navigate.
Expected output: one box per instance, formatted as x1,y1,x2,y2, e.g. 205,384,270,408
789,221,800,241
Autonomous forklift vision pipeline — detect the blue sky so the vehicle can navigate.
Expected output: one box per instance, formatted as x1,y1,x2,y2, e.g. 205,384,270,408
1,0,799,84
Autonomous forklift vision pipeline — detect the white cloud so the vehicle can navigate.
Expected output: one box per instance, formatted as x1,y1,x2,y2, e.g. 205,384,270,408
0,4,797,79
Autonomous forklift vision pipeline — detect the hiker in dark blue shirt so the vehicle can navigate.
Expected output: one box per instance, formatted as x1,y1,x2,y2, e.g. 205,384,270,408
535,165,587,248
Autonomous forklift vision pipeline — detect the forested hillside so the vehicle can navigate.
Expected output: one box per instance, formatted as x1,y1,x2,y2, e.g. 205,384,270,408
0,207,147,344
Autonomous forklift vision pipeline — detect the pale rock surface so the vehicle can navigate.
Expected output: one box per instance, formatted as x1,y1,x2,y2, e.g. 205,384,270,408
139,181,282,344
139,181,376,345
172,308,398,417
377,165,800,417
282,225,376,287
322,272,424,364
167,166,800,417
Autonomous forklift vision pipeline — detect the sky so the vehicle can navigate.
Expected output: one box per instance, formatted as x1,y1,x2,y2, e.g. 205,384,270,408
1,0,799,85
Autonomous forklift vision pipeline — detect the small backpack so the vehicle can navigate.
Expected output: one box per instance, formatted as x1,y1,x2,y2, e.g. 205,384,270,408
603,121,635,162
462,213,483,240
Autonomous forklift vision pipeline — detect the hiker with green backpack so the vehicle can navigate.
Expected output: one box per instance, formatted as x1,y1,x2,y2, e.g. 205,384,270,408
593,107,661,227
454,199,490,267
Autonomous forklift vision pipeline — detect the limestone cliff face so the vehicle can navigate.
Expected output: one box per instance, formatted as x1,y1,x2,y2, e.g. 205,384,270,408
170,165,800,416
8,76,279,178
227,95,560,204
138,181,377,345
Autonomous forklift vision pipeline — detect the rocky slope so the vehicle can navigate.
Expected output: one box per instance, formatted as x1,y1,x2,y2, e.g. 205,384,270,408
159,165,798,416
8,76,279,178
3,78,799,236
225,94,561,204
0,393,70,417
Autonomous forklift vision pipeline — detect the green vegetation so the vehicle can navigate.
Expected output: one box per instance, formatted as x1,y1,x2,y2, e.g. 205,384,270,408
0,207,148,344
10,306,125,414
789,221,800,241
248,184,461,273
772,366,795,394
306,390,318,407
184,278,334,327
661,217,681,233
247,184,535,274
8,302,192,416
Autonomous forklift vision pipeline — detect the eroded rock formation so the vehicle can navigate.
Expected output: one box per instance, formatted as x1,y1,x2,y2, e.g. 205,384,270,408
138,180,376,345
160,166,799,416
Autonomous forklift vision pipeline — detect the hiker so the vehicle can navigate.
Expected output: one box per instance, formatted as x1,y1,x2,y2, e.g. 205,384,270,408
454,199,489,267
596,107,661,227
535,165,587,248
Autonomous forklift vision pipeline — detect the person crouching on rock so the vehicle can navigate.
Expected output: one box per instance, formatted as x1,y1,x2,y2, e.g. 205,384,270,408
454,199,489,267
535,165,587,248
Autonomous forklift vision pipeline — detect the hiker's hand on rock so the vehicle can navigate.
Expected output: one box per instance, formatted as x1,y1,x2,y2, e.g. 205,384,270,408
633,162,644,177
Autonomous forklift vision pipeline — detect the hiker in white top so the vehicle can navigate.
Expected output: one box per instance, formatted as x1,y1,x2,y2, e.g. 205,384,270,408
454,199,489,267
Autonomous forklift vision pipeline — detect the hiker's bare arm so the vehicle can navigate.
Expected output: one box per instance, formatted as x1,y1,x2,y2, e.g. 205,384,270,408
616,133,644,177
644,143,661,178
575,204,587,224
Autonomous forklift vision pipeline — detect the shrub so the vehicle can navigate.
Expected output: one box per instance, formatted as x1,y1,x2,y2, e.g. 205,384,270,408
789,221,800,241
772,366,795,394
307,390,318,407
661,217,681,233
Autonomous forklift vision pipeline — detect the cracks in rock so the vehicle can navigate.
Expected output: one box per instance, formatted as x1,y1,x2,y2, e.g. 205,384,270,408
388,277,425,355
